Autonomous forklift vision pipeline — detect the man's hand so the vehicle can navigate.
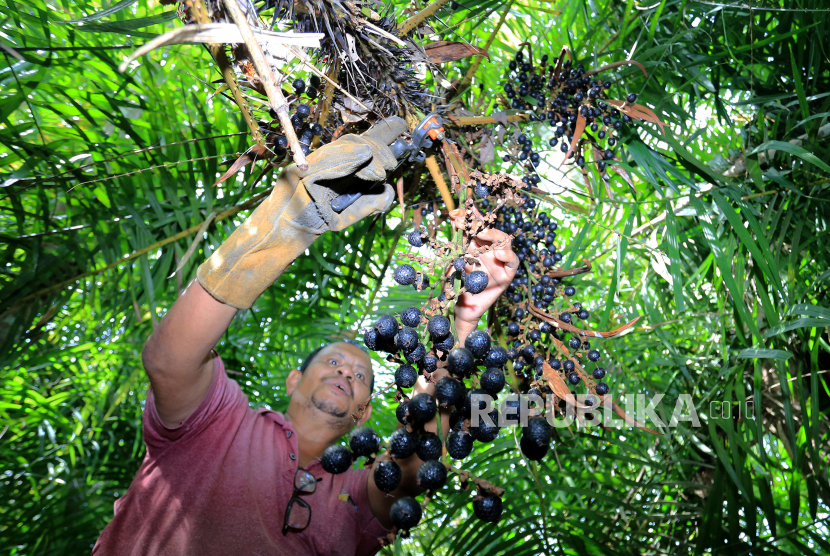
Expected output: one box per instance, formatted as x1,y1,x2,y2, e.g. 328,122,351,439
453,228,519,343
198,117,406,311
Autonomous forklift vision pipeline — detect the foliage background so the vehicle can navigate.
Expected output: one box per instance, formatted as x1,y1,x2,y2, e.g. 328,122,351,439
1,0,829,554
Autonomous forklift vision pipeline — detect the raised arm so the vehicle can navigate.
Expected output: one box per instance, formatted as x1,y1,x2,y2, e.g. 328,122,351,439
142,281,237,427
142,119,405,428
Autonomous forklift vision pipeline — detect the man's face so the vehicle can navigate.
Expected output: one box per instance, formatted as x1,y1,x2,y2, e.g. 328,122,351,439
288,342,374,424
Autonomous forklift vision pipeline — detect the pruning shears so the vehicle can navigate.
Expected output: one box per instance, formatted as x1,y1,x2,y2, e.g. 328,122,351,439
330,113,445,213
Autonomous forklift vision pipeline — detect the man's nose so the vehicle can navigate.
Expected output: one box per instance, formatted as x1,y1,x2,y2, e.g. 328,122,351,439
336,365,354,381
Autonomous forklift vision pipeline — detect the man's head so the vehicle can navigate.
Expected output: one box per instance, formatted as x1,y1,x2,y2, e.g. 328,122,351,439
285,341,374,433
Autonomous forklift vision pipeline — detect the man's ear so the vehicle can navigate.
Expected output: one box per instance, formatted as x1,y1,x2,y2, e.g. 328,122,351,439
286,369,302,396
356,401,373,427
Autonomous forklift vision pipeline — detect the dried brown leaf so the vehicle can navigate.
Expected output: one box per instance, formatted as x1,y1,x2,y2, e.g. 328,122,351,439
542,362,592,409
605,99,667,134
424,41,489,64
213,144,269,187
560,112,586,166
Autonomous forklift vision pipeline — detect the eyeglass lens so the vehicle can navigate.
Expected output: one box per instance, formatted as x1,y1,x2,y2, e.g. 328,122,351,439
286,499,311,530
295,469,318,493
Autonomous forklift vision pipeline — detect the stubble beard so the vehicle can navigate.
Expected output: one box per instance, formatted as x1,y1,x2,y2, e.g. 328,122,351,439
309,391,352,432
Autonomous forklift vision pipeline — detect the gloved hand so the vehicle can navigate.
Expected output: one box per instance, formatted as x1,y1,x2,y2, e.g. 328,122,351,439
197,117,406,309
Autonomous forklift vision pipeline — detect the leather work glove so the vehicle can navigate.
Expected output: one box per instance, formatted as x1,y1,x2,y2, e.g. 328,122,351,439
197,117,406,309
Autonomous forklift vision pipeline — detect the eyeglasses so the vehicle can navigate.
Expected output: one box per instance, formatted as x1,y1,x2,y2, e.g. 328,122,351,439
282,468,322,535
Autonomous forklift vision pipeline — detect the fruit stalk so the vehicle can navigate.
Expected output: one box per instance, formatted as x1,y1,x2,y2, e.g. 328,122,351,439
398,0,453,36
221,0,308,170
184,0,262,145
425,154,456,211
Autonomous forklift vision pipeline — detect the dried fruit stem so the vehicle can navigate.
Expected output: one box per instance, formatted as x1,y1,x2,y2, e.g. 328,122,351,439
398,0,453,36
425,153,456,211
185,0,262,145
313,58,339,149
221,0,308,170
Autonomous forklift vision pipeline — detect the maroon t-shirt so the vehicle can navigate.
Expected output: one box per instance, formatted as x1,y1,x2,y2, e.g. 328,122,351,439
94,356,389,555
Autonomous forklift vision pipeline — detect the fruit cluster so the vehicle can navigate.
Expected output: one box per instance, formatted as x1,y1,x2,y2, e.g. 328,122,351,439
261,75,325,157
497,46,658,190
492,193,613,399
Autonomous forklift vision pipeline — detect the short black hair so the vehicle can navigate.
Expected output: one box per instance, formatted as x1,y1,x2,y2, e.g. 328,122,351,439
299,341,374,391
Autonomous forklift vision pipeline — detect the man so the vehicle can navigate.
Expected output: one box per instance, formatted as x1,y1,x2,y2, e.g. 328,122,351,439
94,118,518,555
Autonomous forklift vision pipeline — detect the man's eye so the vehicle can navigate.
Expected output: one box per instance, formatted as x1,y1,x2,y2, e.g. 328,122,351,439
356,372,364,380
329,359,338,365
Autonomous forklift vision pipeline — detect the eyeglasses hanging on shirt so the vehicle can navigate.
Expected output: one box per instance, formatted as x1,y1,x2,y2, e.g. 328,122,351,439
282,468,322,535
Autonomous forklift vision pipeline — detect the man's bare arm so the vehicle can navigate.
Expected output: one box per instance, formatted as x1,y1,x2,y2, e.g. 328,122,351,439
141,280,237,428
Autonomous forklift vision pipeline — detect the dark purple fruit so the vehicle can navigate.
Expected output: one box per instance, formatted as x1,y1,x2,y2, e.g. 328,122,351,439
435,377,465,408
587,349,601,362
449,408,466,430
464,330,492,359
349,427,380,457
296,104,311,119
522,416,551,447
471,410,500,443
407,230,424,247
447,347,475,376
464,271,489,294
374,460,402,492
394,264,417,285
395,365,418,389
423,354,438,372
396,400,409,425
520,435,548,461
374,314,398,341
395,327,419,353
433,333,456,354
390,496,421,530
321,444,352,474
416,432,443,461
427,315,451,339
483,345,508,368
400,307,422,328
447,429,474,459
480,368,506,396
592,367,606,380
363,327,380,350
417,459,447,490
408,393,437,424
473,493,503,522
389,428,419,459
595,382,609,395
404,343,426,365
